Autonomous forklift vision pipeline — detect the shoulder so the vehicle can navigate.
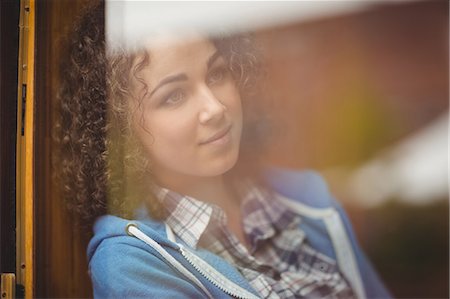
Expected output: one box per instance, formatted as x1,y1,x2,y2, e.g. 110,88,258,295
87,215,207,298
264,166,337,209
87,214,165,257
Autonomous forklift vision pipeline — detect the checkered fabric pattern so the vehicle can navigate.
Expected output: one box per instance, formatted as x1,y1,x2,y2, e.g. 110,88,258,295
155,180,356,299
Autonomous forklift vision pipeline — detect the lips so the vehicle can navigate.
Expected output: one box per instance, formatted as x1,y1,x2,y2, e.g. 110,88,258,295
200,125,232,145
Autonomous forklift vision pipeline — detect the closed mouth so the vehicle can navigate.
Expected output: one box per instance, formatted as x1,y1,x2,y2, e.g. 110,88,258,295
200,125,232,145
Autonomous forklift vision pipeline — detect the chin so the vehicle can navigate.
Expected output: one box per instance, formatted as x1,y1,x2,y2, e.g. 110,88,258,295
203,149,239,177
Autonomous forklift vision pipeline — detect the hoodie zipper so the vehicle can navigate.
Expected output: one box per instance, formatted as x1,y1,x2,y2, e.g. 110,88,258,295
127,223,259,299
178,244,260,299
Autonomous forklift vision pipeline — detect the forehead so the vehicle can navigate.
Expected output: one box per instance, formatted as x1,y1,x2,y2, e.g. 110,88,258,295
139,33,217,80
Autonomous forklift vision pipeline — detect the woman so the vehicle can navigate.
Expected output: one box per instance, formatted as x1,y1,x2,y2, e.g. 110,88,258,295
57,1,390,298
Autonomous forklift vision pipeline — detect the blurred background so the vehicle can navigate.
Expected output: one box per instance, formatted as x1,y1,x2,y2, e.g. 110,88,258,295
34,0,448,298
255,1,448,297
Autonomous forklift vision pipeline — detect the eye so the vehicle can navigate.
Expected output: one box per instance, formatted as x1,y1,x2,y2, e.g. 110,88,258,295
207,66,228,85
162,89,185,106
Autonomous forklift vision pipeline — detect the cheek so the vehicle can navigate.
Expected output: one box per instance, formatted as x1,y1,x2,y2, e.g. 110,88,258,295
213,82,242,115
229,89,243,128
139,111,198,161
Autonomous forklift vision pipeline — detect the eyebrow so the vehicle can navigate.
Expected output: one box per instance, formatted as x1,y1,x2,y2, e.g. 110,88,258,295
148,73,188,98
148,50,221,98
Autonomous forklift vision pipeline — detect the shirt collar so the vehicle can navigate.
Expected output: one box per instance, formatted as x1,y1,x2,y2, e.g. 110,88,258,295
238,180,300,250
154,186,215,248
153,179,300,250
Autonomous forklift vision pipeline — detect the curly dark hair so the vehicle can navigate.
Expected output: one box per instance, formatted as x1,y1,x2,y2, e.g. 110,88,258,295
55,0,271,229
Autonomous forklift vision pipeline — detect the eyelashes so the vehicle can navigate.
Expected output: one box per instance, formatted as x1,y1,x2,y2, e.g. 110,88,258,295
162,89,185,106
206,66,229,85
159,65,231,107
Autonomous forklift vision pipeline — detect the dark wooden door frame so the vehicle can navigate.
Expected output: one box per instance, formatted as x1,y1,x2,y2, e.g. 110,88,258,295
0,0,20,278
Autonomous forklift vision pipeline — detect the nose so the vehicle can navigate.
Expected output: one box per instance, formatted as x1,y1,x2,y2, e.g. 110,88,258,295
198,85,226,125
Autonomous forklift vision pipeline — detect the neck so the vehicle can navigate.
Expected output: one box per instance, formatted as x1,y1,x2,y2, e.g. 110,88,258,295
154,170,240,211
154,168,250,249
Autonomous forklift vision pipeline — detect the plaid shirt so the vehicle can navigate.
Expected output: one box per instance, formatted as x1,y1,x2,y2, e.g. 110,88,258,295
155,180,356,299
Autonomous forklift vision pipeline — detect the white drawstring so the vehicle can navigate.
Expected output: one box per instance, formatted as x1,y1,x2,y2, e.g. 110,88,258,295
126,223,214,299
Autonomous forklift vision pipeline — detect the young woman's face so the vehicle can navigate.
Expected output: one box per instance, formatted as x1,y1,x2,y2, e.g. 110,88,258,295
132,35,243,184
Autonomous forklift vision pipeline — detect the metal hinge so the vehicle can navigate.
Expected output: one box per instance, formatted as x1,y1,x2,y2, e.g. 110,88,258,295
0,273,15,299
21,84,26,136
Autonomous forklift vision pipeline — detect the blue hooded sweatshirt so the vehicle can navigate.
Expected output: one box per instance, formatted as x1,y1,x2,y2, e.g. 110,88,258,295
87,168,391,298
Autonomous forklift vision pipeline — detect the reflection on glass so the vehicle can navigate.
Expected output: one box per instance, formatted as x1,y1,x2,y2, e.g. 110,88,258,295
52,1,448,298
